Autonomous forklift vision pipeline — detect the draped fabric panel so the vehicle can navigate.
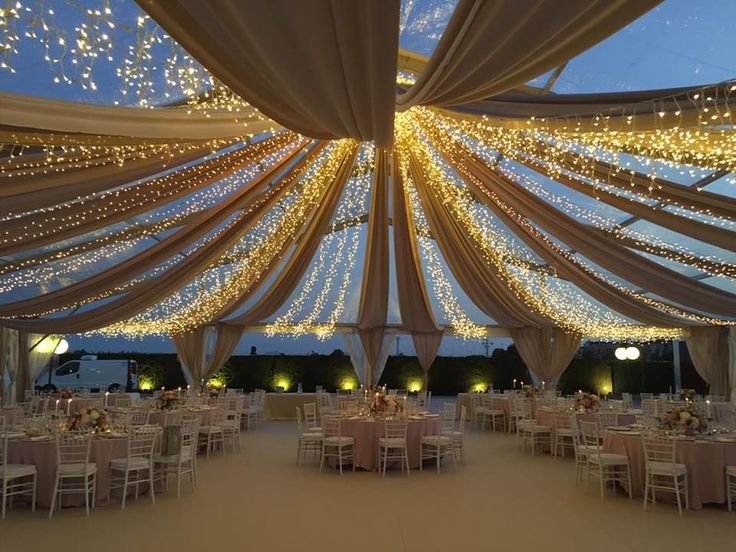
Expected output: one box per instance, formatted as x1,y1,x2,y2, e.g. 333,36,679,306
0,91,275,141
343,333,368,386
28,335,61,389
1,328,18,404
423,129,695,327
412,332,443,388
223,144,359,324
13,332,30,403
201,325,243,386
409,154,551,327
0,134,297,257
357,148,390,369
172,326,209,387
0,327,8,403
510,327,581,387
139,0,400,146
0,144,307,317
0,146,328,333
518,156,736,252
397,0,659,110
444,82,734,131
460,153,736,317
391,153,442,334
0,143,219,215
686,326,730,398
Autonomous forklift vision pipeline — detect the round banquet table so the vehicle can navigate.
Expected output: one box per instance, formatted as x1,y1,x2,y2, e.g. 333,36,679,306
603,430,736,510
339,417,440,471
536,409,638,429
6,436,129,508
455,394,516,421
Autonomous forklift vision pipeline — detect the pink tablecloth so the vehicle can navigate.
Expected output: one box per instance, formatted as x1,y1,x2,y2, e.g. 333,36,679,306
7,436,129,508
148,408,212,427
339,418,440,471
536,410,638,428
603,431,736,510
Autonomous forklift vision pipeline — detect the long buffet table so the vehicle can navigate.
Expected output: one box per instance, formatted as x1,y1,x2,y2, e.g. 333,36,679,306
264,393,319,421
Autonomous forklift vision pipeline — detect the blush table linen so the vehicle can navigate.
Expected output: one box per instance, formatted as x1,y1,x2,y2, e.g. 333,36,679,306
603,430,736,510
339,417,440,471
6,436,129,508
536,410,638,428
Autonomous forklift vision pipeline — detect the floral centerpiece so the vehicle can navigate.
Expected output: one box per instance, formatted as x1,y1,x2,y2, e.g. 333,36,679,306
572,392,603,413
206,383,223,398
59,388,74,400
369,390,403,416
67,406,108,432
660,403,706,434
678,388,696,401
157,390,180,410
523,384,540,398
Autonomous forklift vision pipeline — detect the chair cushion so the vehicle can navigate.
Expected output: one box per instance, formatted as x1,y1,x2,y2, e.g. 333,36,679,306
590,453,629,466
379,437,406,447
324,436,354,445
110,456,152,471
647,461,687,476
58,462,97,476
421,435,452,445
300,432,323,439
0,464,37,478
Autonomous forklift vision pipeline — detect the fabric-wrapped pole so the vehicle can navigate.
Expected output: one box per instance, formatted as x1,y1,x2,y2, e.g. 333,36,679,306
509,327,582,388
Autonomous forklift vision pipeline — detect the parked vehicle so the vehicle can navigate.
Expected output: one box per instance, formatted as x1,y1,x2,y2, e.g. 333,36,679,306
36,355,138,393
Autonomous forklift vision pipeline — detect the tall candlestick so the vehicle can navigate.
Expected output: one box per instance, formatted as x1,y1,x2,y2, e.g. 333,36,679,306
104,391,109,407
55,399,60,416
67,398,72,415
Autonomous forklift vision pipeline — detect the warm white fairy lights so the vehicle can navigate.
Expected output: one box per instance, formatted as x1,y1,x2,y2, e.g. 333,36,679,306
264,144,373,339
93,140,358,336
404,175,486,339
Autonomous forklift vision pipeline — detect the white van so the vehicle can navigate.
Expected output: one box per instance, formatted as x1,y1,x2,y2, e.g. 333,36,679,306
36,355,138,392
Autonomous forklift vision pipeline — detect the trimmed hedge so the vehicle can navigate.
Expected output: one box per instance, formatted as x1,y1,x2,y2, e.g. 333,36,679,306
59,349,692,396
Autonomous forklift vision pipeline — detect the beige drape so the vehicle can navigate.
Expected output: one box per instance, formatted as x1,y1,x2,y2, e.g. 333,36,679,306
0,144,306,317
397,0,658,109
13,332,30,403
223,144,358,324
357,148,391,369
457,151,736,317
443,82,734,132
391,154,444,381
518,156,735,252
0,145,328,333
0,327,7,403
409,153,551,327
686,326,730,398
172,326,209,387
0,91,276,141
0,134,297,258
1,143,219,215
28,335,61,389
510,327,581,386
139,0,400,146
421,125,700,327
203,325,243,385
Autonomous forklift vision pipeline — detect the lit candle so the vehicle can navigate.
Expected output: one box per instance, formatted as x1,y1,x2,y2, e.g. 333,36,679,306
513,379,517,389
104,391,109,407
67,398,73,415
55,399,60,416
706,399,712,419
542,381,546,390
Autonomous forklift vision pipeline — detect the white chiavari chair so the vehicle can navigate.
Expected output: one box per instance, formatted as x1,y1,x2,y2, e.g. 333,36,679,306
420,410,455,473
295,407,322,465
641,430,688,515
109,425,158,509
130,410,151,426
320,415,354,475
378,417,410,476
154,417,200,498
303,402,321,432
0,418,37,519
446,405,467,463
596,410,618,431
198,408,226,457
727,465,736,512
579,420,632,501
517,399,551,456
552,410,575,458
622,392,633,410
49,430,96,518
481,394,506,432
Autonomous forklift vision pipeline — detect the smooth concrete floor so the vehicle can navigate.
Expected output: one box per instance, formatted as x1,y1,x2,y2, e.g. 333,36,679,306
2,421,736,552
